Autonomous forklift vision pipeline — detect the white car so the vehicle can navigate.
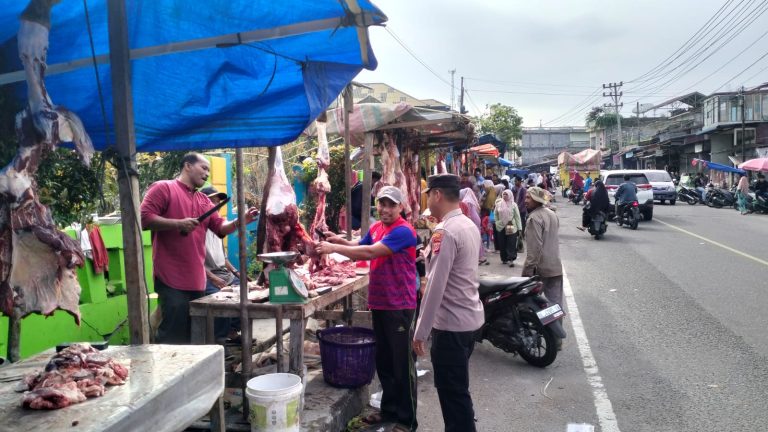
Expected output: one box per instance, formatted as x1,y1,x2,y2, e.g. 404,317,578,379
642,170,677,205
599,170,655,221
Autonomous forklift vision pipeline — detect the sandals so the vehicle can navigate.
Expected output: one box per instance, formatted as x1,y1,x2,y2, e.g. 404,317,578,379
362,412,385,424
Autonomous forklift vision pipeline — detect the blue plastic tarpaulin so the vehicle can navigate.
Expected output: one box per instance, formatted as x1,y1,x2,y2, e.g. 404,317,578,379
498,157,513,167
692,159,745,175
0,0,386,152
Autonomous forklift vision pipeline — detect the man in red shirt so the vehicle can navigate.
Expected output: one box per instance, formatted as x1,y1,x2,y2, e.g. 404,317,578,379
140,153,258,344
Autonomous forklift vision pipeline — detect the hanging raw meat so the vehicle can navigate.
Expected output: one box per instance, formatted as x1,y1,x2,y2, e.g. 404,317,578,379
309,120,331,240
388,134,411,217
0,15,94,323
402,148,420,224
264,147,318,268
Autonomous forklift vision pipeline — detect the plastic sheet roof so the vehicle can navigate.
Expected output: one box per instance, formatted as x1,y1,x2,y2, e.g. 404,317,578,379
0,0,386,152
309,102,474,147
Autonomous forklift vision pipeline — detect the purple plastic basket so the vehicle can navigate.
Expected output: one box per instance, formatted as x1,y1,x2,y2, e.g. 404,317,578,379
317,326,376,388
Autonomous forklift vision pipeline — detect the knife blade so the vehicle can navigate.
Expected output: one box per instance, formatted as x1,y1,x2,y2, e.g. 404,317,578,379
181,197,230,236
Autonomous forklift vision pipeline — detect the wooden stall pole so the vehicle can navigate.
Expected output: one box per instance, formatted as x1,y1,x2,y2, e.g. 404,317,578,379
360,133,374,236
107,0,149,344
343,85,353,241
7,309,20,362
235,148,253,421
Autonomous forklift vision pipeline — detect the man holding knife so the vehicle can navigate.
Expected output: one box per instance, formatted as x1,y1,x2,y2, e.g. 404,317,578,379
140,152,258,344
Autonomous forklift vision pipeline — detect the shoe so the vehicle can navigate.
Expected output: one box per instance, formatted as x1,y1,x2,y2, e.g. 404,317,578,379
576,226,586,232
509,262,515,268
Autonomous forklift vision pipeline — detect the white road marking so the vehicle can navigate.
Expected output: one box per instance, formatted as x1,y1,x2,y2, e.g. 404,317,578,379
563,271,622,432
655,217,768,268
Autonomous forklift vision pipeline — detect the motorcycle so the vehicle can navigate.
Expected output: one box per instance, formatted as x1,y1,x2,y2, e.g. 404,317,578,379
677,185,700,205
568,187,584,205
615,201,639,230
588,210,607,240
735,191,768,214
476,275,566,367
705,187,735,208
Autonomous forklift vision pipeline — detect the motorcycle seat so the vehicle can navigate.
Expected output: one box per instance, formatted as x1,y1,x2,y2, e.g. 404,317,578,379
478,276,534,296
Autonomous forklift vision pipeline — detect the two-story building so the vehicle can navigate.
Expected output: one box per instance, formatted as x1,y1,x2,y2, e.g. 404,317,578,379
702,84,768,165
521,127,589,166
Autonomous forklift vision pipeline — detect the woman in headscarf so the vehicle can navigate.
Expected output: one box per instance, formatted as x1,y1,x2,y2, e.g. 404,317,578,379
494,190,522,266
736,174,750,215
579,179,610,230
460,188,487,264
481,180,497,216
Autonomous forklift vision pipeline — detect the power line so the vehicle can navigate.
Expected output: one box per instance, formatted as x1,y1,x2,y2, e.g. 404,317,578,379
464,77,598,89
712,47,768,92
543,88,603,126
384,27,455,89
630,0,768,96
628,0,740,84
463,89,483,115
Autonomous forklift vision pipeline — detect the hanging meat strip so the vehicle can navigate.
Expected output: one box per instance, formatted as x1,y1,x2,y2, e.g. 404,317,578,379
0,15,94,323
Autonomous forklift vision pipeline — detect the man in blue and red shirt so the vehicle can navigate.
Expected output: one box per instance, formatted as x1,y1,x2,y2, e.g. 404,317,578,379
316,186,418,430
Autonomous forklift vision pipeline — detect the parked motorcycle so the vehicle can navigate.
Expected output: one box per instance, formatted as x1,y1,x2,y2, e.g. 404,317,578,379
735,192,768,214
615,201,639,230
677,186,700,205
476,275,566,367
588,210,607,239
705,187,735,208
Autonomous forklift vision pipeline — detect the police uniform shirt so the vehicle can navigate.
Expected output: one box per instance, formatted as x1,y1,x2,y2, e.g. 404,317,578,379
414,208,485,341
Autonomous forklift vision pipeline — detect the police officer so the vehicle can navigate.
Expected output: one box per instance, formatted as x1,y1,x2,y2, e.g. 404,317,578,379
414,174,484,432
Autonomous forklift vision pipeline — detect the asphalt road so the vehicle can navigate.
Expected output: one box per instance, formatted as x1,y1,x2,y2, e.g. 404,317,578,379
412,200,768,432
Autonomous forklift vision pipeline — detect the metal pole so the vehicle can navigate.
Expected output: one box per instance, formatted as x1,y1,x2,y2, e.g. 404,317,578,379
235,148,252,420
740,87,746,161
107,0,149,344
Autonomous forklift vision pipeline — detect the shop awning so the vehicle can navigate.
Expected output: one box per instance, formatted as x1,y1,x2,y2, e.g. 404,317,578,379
469,143,500,157
0,1,386,151
498,157,514,167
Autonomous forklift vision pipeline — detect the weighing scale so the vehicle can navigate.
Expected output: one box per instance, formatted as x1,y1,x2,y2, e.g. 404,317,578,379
257,252,309,304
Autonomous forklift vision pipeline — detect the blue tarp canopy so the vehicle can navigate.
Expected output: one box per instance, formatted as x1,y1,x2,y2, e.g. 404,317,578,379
0,0,386,151
498,157,513,167
693,159,745,175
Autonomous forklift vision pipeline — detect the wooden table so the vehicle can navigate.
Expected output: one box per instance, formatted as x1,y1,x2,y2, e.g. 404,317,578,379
0,344,224,432
189,275,369,378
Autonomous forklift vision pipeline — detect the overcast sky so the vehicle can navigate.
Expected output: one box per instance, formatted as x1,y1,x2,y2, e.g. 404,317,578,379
356,0,768,127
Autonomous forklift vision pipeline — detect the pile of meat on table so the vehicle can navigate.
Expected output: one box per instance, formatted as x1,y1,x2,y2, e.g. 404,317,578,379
17,343,129,410
301,259,356,291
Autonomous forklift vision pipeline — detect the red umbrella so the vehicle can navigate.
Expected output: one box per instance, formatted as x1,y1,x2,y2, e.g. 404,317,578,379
739,158,768,172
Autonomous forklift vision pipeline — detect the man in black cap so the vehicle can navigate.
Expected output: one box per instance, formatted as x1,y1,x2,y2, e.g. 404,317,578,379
414,174,484,432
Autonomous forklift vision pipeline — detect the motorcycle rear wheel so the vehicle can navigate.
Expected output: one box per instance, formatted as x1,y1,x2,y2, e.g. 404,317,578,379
517,311,558,367
630,217,638,230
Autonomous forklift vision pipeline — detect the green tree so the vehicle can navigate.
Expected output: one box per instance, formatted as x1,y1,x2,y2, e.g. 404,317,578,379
477,103,523,156
586,106,620,129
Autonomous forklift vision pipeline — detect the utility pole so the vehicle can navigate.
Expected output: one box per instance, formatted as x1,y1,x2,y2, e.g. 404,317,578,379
603,82,624,168
740,86,746,161
449,69,456,111
636,101,641,146
459,76,466,114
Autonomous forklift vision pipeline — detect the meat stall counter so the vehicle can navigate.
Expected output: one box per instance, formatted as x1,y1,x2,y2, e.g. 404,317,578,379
0,344,224,432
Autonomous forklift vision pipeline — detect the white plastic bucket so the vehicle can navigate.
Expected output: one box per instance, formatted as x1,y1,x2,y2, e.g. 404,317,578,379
246,373,303,432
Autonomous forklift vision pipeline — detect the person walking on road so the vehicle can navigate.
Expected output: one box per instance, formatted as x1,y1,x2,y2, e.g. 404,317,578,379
494,190,522,267
513,176,528,234
316,186,419,431
737,174,750,215
414,174,485,432
522,187,565,347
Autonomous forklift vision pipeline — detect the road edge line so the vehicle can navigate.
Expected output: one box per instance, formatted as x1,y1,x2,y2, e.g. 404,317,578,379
563,271,621,432
654,217,768,267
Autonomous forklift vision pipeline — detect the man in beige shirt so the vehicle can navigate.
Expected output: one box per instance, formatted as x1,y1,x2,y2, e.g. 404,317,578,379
414,174,484,432
522,187,564,310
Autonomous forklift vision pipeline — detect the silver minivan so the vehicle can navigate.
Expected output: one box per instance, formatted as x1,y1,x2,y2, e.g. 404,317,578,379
642,170,677,205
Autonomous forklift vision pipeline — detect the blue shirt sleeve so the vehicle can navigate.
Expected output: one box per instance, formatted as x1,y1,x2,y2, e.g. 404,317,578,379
359,229,373,246
379,226,416,253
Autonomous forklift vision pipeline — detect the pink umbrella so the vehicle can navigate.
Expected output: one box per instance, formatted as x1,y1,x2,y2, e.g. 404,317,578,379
739,158,768,172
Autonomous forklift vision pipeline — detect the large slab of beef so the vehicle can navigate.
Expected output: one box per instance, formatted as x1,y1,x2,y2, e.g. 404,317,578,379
19,343,129,410
0,19,93,323
264,147,318,268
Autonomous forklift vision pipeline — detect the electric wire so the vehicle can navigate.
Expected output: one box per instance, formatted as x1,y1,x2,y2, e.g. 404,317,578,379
711,47,768,92
384,27,455,89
